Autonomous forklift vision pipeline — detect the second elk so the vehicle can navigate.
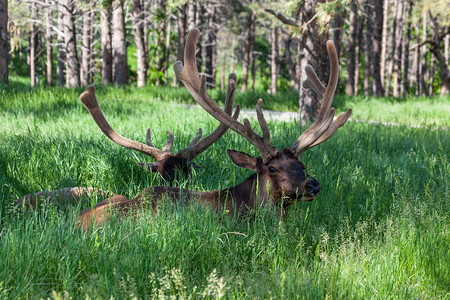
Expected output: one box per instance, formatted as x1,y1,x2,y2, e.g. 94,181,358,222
78,28,352,229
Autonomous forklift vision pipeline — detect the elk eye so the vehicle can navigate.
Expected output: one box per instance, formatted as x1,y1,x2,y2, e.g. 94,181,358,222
299,162,306,169
268,166,278,173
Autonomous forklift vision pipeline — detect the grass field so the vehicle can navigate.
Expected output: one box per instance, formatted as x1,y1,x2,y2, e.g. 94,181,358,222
0,80,449,298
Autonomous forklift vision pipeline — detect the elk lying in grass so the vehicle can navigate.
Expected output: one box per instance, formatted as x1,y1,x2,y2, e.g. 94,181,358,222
17,28,352,229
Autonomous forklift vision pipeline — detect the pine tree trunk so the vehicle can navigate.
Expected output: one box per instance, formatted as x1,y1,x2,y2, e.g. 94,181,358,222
81,8,92,86
112,0,128,85
412,21,420,95
30,2,37,87
195,3,204,74
0,0,8,83
56,6,65,86
62,0,80,87
385,0,400,96
298,0,329,125
372,0,383,96
380,0,389,87
270,27,278,94
205,2,216,88
285,36,297,90
132,0,147,87
354,13,363,96
155,0,167,86
392,0,404,98
428,54,434,96
364,0,372,96
401,0,413,96
176,5,186,64
100,6,113,85
346,0,357,95
164,20,171,85
249,9,256,91
331,10,345,58
241,8,252,92
420,11,427,95
45,0,52,85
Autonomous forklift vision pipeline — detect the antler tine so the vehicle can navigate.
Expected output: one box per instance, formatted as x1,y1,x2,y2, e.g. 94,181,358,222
289,40,352,157
80,86,169,161
303,65,326,98
162,130,174,152
177,74,241,161
174,29,278,163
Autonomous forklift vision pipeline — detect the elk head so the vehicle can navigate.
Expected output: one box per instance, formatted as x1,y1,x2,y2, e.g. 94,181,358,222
79,85,239,183
174,28,352,207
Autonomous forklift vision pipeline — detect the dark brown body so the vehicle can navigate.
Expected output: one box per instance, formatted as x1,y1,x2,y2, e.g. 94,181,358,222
77,148,321,229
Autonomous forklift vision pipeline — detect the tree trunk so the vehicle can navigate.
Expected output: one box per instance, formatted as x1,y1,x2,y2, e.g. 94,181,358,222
298,0,329,125
30,2,37,87
0,0,8,83
56,5,65,86
241,8,253,92
154,0,167,86
372,0,383,96
385,0,400,96
401,0,413,96
164,19,171,85
205,2,216,88
112,0,128,85
392,0,404,98
45,0,52,85
132,0,147,87
346,0,357,95
81,8,92,86
380,0,389,87
195,3,204,74
100,6,113,85
420,11,427,95
412,21,420,95
428,54,434,95
187,1,196,30
270,27,278,94
285,36,297,90
176,5,186,64
249,9,256,91
61,0,80,87
364,0,372,96
354,12,364,96
331,10,345,58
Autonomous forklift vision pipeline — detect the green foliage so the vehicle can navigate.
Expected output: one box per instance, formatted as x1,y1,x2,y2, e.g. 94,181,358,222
0,83,448,298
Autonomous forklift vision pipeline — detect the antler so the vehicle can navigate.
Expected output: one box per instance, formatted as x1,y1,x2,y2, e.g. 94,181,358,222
174,28,278,164
289,41,352,157
80,83,239,169
79,86,171,161
176,73,241,161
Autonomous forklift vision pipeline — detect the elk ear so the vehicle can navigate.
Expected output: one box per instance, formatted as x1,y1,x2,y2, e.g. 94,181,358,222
136,162,159,172
227,149,257,170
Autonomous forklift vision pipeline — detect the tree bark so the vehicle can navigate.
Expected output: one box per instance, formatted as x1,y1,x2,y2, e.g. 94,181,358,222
81,8,92,86
249,9,256,91
0,0,8,83
56,5,65,86
419,11,427,95
412,20,420,95
100,6,113,85
392,0,404,98
385,0,400,96
205,2,216,88
112,0,128,85
176,4,186,64
371,0,384,96
132,0,147,87
346,0,357,95
270,27,278,94
61,0,80,87
298,0,329,124
241,7,253,92
45,0,52,85
380,0,389,87
363,1,372,96
401,0,413,96
155,0,167,86
354,12,363,96
30,2,37,87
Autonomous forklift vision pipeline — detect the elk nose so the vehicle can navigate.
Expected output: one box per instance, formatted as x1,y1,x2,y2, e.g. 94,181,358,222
305,179,321,196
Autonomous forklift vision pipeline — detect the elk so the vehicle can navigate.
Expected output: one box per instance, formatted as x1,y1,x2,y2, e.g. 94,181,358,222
16,71,240,209
76,28,352,229
17,28,352,230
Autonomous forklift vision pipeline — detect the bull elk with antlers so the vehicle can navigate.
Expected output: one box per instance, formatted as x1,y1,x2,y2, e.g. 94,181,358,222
17,28,352,229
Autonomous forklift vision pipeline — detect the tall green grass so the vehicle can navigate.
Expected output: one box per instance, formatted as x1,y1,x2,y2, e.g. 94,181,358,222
0,82,448,298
